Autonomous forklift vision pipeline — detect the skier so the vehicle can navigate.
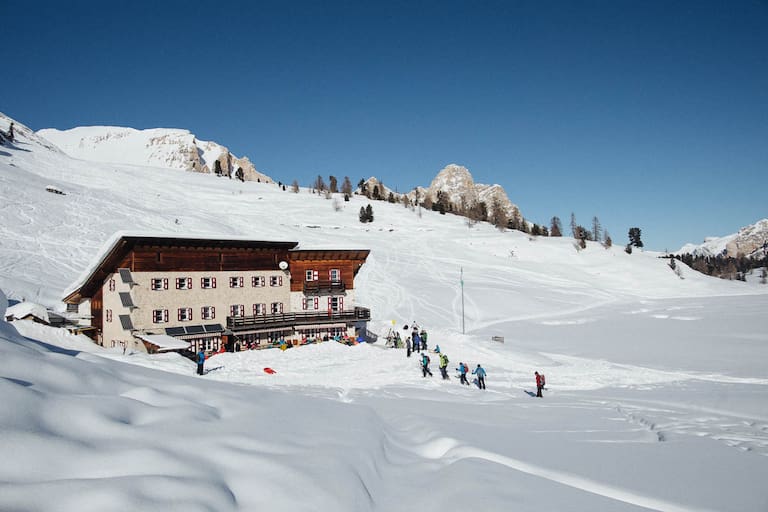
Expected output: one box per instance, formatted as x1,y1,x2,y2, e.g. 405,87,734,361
535,371,544,397
196,349,205,375
472,364,487,390
421,352,433,377
457,362,470,385
412,331,421,353
406,336,412,358
420,329,428,347
438,353,450,380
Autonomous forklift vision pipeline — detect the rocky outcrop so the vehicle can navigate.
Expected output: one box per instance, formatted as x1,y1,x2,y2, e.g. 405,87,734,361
37,126,274,184
677,219,768,259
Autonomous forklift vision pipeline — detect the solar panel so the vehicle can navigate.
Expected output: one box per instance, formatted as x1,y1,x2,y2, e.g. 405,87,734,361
165,327,185,336
204,323,224,333
119,315,134,330
118,268,135,284
186,325,205,335
118,292,135,308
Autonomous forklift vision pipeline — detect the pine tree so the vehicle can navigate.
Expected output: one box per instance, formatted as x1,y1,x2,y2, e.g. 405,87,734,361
365,204,374,222
372,185,381,200
329,176,338,193
341,177,353,195
550,216,563,237
235,167,244,182
291,180,300,193
214,160,223,176
570,213,577,238
359,206,367,223
628,227,644,248
387,192,395,203
315,175,326,192
490,199,508,231
592,216,602,243
603,231,612,248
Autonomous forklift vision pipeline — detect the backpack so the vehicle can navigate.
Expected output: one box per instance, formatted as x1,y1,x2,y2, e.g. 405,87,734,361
541,374,546,386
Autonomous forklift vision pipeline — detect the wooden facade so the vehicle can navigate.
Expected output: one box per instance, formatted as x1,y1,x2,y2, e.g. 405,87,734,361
63,236,371,353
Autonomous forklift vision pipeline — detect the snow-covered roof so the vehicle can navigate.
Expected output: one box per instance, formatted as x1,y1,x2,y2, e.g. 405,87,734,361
134,334,190,352
5,302,50,324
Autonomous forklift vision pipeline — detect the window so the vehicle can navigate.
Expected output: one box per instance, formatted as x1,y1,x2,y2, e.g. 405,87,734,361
201,306,215,320
152,309,169,323
328,296,343,312
270,275,283,287
201,277,217,289
151,278,168,291
252,276,265,287
329,269,340,281
105,309,113,322
253,303,266,315
306,270,318,281
176,277,192,290
230,304,245,317
108,278,116,291
229,276,244,288
271,302,284,314
302,297,319,310
178,308,193,321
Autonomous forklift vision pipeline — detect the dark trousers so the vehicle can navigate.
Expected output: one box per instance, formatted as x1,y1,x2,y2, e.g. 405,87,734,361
460,373,469,385
440,366,449,379
197,363,204,375
477,376,486,389
422,365,432,377
536,385,543,397
407,347,411,357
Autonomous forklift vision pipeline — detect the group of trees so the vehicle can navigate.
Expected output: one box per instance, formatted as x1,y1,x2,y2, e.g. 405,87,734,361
358,204,374,223
666,253,768,282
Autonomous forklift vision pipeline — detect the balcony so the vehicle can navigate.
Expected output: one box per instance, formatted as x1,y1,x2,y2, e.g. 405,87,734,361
303,279,346,294
227,306,370,331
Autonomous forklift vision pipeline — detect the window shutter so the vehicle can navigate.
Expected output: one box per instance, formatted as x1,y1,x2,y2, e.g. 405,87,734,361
262,303,266,315
201,306,205,317
252,276,256,287
175,279,180,290
201,277,205,288
302,298,307,310
313,270,318,281
188,308,192,321
163,310,169,323
279,276,283,286
339,297,344,310
187,277,193,289
314,297,319,309
163,278,169,290
212,277,217,288
279,303,284,313
178,309,182,321
238,276,243,287
211,306,215,319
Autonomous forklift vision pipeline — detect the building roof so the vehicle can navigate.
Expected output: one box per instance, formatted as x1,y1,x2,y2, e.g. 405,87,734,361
5,302,50,324
134,334,191,352
63,233,299,303
288,249,371,261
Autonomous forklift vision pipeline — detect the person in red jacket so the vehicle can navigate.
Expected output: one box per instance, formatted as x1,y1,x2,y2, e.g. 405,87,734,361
535,371,544,397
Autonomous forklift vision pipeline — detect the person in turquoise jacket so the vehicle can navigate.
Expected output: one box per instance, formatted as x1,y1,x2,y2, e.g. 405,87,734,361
472,364,486,389
196,349,205,375
421,353,433,377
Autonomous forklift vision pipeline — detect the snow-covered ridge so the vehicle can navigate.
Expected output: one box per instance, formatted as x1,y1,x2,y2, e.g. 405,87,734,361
676,218,768,258
37,125,274,183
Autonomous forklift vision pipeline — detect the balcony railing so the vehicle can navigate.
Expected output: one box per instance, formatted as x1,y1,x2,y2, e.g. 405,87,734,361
303,279,346,294
227,306,370,331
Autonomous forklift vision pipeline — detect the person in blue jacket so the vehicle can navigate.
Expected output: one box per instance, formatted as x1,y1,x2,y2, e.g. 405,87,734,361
196,349,205,375
472,364,486,389
457,362,470,385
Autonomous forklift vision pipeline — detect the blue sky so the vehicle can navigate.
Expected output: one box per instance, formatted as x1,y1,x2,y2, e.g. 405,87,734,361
3,0,767,251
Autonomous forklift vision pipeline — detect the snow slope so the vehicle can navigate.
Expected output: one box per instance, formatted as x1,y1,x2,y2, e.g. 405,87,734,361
1,113,767,511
